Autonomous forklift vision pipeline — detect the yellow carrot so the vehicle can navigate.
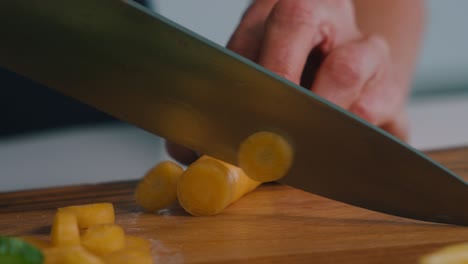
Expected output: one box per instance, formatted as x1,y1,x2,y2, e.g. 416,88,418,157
81,224,125,255
177,156,260,216
58,203,114,229
59,246,104,264
238,131,293,182
419,242,468,264
135,160,184,211
19,203,153,264
50,211,80,247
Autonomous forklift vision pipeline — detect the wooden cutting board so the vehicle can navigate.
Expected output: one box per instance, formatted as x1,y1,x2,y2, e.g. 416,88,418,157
1,147,468,263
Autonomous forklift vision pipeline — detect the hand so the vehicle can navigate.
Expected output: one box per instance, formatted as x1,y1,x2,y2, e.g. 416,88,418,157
167,0,411,164
227,0,409,139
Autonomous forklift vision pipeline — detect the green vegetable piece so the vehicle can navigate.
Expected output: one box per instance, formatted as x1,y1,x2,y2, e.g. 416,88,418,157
0,236,44,264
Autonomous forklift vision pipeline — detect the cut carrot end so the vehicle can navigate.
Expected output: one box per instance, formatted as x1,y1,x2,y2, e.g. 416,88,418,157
135,160,184,211
50,211,80,247
177,157,233,216
178,156,260,216
238,131,293,182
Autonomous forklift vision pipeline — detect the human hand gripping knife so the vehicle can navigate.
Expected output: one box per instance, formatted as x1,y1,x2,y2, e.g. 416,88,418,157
0,0,466,225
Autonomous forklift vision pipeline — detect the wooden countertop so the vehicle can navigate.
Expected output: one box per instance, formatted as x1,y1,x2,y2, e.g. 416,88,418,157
1,147,468,263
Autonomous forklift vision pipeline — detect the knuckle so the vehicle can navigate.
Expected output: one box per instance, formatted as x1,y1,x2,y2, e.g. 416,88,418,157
324,49,365,87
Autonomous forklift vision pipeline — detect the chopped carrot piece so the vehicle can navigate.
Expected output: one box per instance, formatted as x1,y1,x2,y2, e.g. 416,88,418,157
178,156,260,216
81,224,125,255
44,246,103,264
58,203,114,229
50,212,80,247
135,160,184,211
238,131,293,182
420,242,468,264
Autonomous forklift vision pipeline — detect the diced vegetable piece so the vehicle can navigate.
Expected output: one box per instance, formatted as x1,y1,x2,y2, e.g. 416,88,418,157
8,202,155,264
103,249,153,264
125,236,152,253
420,242,468,264
44,246,103,264
0,236,44,264
238,131,293,182
178,156,261,216
81,224,125,255
58,203,114,228
61,247,103,264
50,211,80,247
135,160,184,211
43,247,64,264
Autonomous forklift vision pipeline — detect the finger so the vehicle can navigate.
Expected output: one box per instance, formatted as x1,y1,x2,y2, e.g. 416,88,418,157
311,36,386,109
350,81,409,139
226,0,278,60
347,36,398,124
343,36,409,140
165,141,199,166
257,0,329,83
349,71,409,140
381,112,409,142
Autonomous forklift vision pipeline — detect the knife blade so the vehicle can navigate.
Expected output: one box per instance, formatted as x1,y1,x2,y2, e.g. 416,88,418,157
0,0,466,225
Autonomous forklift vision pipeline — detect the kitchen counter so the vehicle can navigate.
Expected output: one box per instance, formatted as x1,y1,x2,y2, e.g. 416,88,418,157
1,146,467,263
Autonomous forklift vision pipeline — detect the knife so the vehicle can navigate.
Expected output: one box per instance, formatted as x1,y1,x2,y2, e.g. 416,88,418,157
0,0,466,225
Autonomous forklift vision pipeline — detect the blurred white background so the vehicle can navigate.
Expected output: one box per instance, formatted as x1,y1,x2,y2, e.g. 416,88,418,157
1,0,467,191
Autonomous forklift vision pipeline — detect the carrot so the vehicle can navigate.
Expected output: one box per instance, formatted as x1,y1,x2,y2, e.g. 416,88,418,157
17,202,153,264
177,156,261,216
81,224,125,255
50,212,80,247
47,246,104,264
58,203,114,229
238,131,293,182
135,160,184,211
419,242,468,264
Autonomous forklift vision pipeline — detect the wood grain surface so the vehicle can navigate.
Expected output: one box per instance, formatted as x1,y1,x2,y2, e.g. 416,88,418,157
1,147,468,263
